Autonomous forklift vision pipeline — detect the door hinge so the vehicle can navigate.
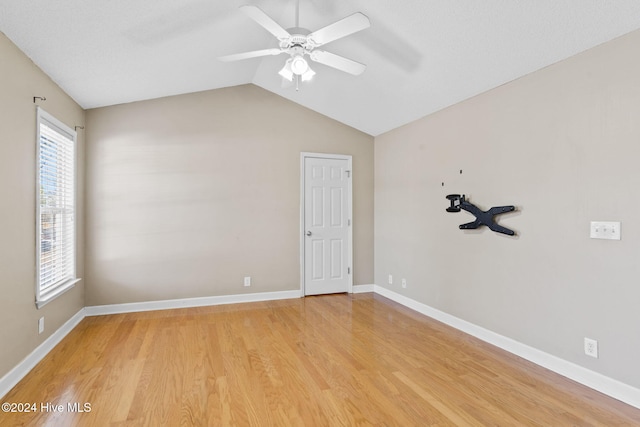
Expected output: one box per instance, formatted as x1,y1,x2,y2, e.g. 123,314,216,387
348,267,351,274
345,170,351,178
348,219,351,226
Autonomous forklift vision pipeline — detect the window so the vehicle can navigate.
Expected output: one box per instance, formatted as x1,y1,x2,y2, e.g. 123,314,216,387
36,108,79,308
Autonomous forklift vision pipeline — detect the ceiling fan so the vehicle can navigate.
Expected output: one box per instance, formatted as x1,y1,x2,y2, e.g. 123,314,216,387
218,2,370,88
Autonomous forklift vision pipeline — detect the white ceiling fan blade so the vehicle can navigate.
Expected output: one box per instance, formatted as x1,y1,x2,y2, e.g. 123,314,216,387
218,48,284,62
240,5,290,40
310,50,366,75
308,13,370,47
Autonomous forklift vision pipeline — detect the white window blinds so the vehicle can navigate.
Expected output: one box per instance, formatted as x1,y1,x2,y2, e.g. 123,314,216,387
36,108,78,307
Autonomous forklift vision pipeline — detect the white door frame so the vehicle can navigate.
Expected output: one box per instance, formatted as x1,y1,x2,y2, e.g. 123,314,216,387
300,152,353,296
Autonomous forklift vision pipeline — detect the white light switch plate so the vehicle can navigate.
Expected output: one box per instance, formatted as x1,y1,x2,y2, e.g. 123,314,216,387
590,221,621,240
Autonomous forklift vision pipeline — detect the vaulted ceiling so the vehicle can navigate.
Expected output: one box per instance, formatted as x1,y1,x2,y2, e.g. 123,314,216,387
2,1,640,136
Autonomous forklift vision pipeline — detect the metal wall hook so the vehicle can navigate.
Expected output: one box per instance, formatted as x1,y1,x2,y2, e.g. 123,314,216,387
33,96,47,103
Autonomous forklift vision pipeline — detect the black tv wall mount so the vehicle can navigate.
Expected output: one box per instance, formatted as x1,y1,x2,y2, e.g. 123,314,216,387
446,194,516,236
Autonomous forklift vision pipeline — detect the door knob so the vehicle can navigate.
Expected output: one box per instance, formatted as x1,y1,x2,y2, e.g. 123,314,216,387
306,231,312,236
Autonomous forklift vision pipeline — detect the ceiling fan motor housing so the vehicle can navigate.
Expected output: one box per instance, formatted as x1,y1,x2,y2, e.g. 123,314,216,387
280,29,314,51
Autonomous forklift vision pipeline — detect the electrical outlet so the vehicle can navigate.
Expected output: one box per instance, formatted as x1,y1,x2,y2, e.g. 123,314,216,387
584,337,598,358
244,276,251,287
401,279,407,289
38,317,45,334
388,274,393,285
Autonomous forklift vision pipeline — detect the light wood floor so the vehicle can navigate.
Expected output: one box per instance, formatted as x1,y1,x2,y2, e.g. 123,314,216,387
2,293,640,426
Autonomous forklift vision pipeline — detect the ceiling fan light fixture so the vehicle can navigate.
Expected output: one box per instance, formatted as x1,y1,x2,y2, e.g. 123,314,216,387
290,54,309,75
301,67,315,82
278,59,294,81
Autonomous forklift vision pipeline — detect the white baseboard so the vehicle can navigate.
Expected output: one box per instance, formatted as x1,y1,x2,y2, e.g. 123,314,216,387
0,308,86,399
371,284,640,410
85,290,301,316
352,284,375,293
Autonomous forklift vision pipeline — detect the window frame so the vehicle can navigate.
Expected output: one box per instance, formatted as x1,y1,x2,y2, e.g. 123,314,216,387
35,107,80,308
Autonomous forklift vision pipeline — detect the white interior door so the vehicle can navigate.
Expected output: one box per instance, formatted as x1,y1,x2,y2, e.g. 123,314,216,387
302,155,352,296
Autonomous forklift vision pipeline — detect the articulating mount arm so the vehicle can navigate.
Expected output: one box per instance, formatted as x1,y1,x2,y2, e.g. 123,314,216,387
446,194,516,236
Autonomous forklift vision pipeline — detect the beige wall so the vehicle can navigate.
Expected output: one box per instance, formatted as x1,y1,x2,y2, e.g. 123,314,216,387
0,33,85,379
375,29,640,388
85,85,374,305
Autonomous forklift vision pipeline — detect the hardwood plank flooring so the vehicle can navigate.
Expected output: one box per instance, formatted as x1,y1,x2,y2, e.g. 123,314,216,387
1,293,639,426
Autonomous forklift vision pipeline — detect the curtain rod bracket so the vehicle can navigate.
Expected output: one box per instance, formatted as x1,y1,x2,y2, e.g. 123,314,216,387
33,96,46,103
75,126,84,131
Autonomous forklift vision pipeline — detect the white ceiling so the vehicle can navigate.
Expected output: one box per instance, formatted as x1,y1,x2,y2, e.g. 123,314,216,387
2,1,640,136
